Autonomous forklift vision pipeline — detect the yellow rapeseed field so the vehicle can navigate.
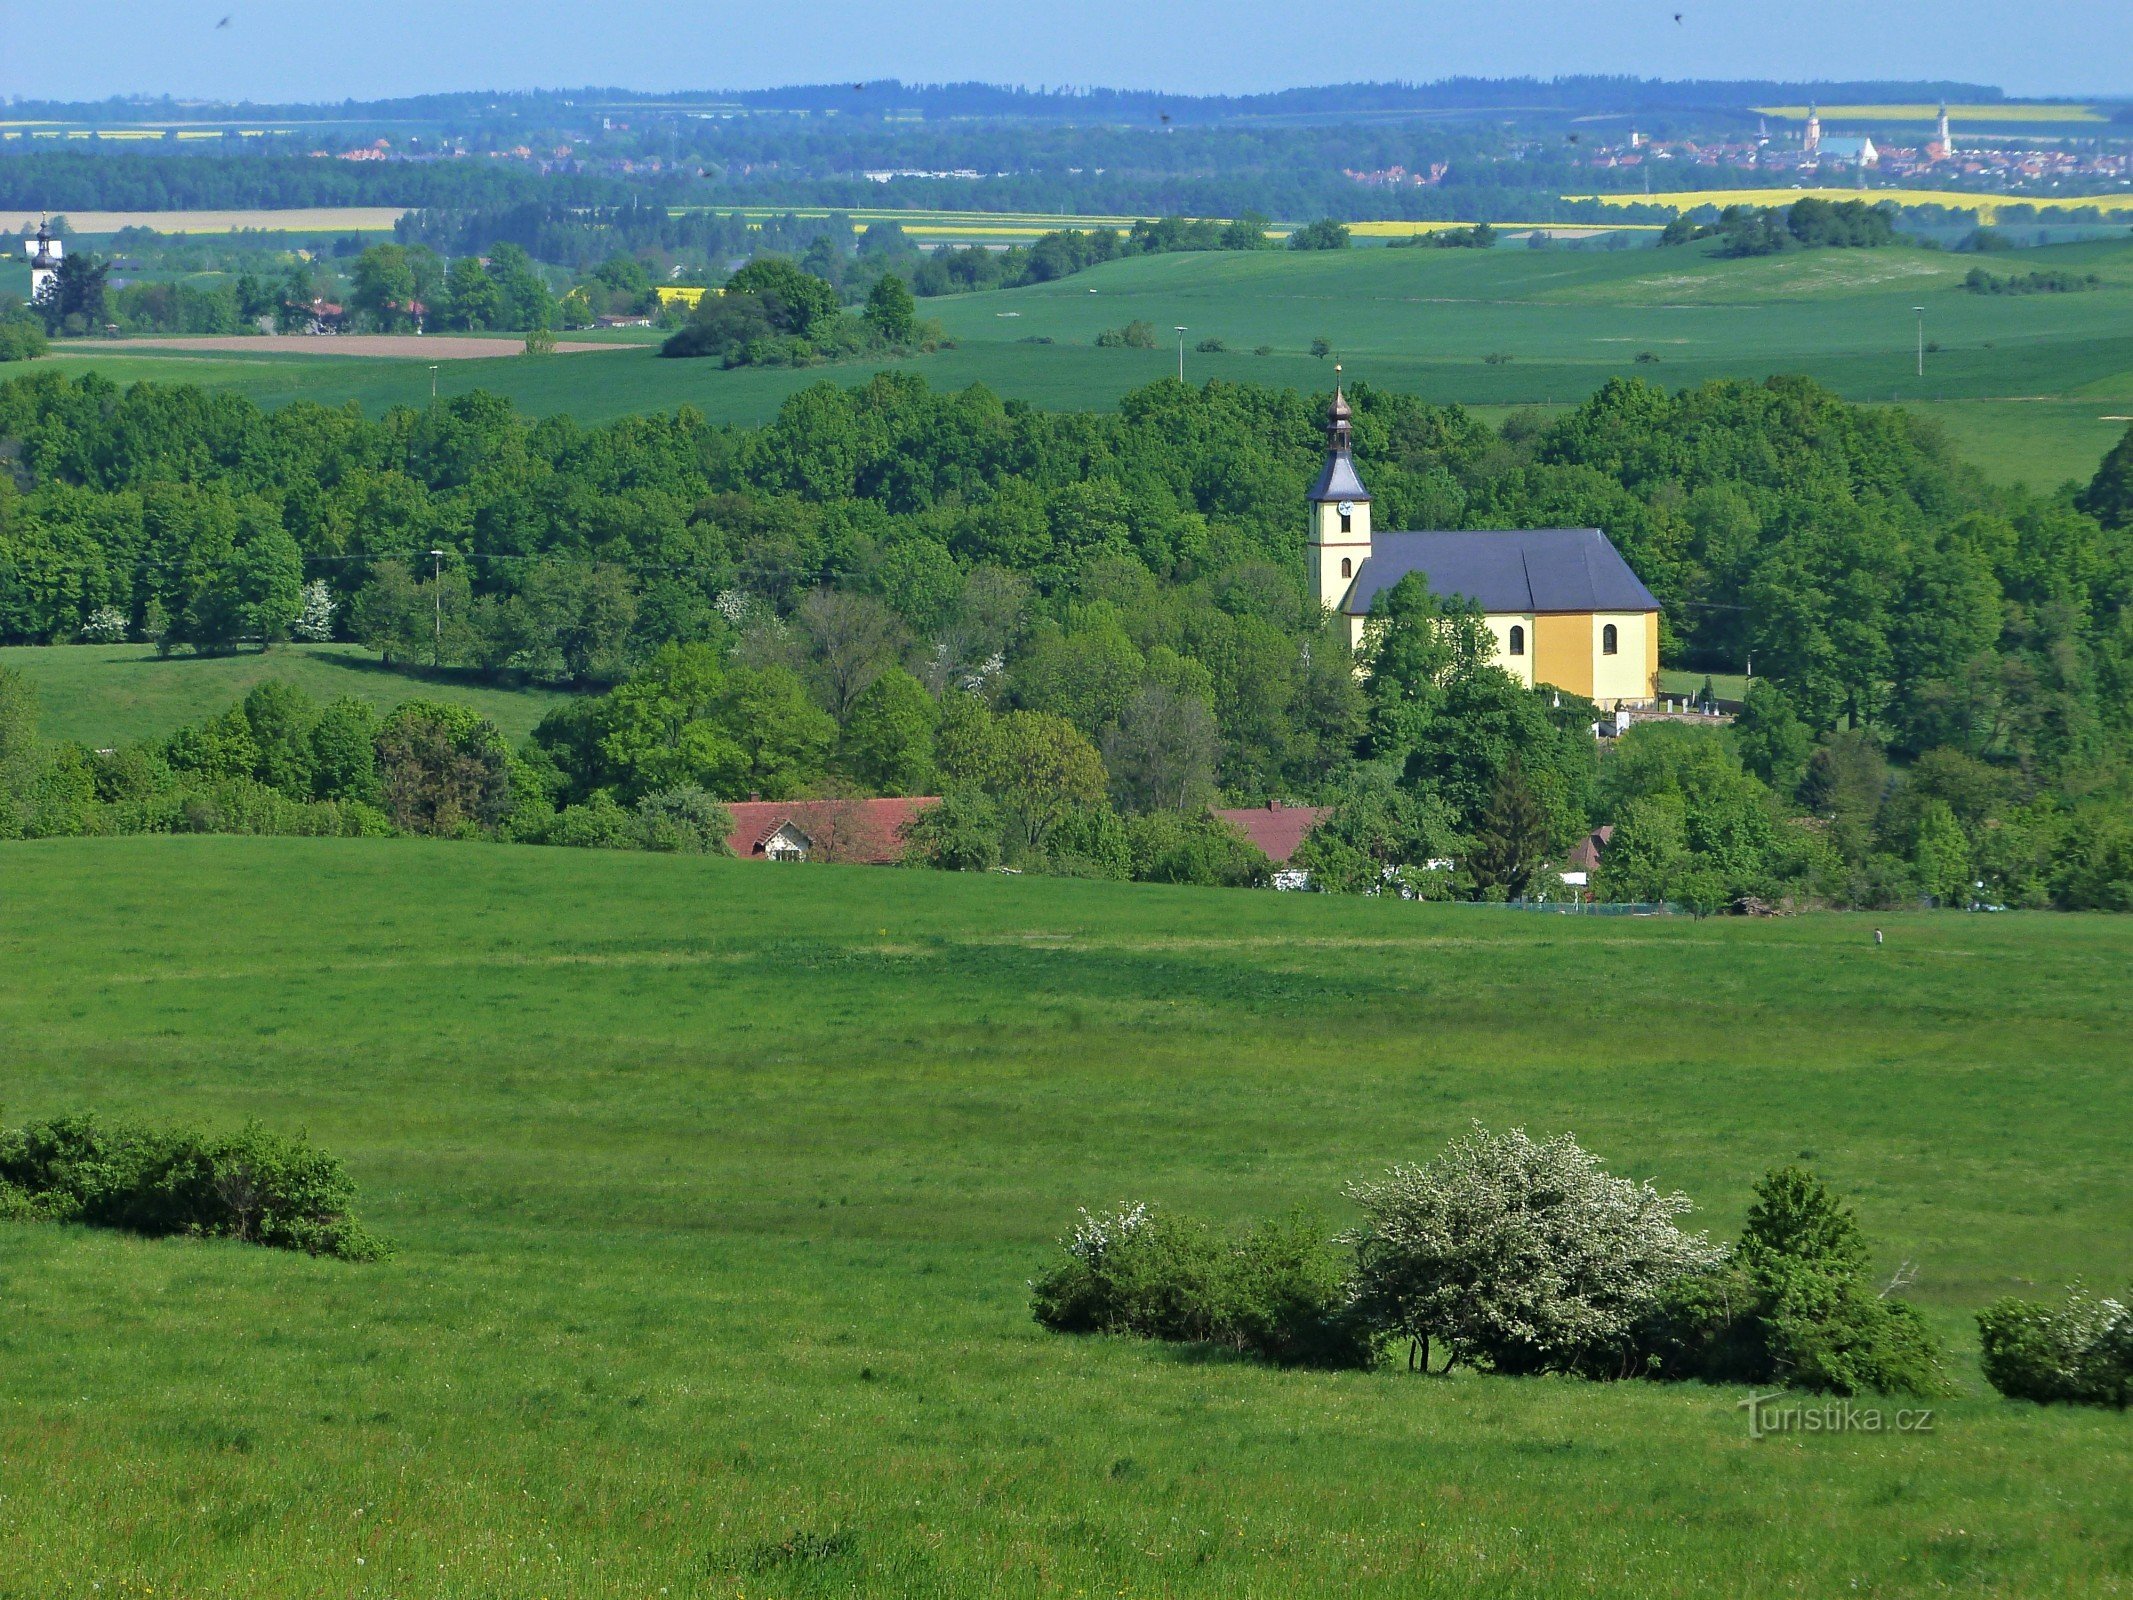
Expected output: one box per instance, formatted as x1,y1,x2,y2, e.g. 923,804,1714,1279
1566,188,2133,222
1753,103,2106,123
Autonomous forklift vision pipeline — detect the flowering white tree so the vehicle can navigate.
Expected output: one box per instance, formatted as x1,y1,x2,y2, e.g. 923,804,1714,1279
292,580,337,643
79,606,129,644
1346,1124,1725,1375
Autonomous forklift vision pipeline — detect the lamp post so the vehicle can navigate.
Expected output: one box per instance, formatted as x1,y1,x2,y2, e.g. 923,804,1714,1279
429,548,445,664
428,363,439,402
1913,305,1925,379
1175,325,1187,383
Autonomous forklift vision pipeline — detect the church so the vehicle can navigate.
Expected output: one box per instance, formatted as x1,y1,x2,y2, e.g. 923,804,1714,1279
1307,380,1660,709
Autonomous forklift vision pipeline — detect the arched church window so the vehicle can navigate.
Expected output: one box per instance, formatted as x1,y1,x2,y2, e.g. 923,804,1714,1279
1508,625,1525,657
1602,623,1619,656
1340,557,1352,578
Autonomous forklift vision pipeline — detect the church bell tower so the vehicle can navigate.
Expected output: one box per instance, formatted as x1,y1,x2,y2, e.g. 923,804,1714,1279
1306,367,1372,615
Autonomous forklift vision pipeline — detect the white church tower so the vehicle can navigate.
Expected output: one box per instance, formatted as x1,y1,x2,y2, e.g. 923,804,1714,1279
24,218,61,306
1306,367,1371,615
1804,104,1822,155
1936,102,1955,162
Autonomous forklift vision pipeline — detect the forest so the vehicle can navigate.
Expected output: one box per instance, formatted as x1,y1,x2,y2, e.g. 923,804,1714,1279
1,366,2130,909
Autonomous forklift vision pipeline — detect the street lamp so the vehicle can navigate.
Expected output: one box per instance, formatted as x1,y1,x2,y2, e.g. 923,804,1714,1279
1175,325,1187,383
428,548,445,664
1912,306,1925,379
428,363,440,401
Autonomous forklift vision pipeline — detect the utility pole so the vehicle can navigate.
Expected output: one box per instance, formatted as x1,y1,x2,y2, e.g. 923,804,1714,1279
1913,305,1925,378
429,548,444,664
428,363,439,402
1175,325,1187,383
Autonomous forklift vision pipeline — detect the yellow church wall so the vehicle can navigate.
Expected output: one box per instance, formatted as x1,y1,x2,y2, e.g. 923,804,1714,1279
1531,613,1595,699
1481,613,1536,687
1590,611,1657,705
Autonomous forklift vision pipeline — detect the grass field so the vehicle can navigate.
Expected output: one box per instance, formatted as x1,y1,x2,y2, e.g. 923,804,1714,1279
0,643,572,747
27,234,2133,488
0,836,2128,1596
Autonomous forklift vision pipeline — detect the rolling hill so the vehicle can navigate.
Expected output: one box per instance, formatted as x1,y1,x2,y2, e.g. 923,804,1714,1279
1,836,2129,1595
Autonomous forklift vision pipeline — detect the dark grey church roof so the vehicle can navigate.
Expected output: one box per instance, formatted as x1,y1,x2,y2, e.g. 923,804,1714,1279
1307,451,1371,503
1342,528,1659,616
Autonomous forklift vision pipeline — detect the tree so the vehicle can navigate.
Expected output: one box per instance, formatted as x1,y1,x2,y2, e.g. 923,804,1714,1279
724,666,836,798
40,252,110,332
863,272,918,345
1912,798,1972,906
484,243,553,331
1308,336,1333,360
990,710,1107,854
374,701,513,835
660,293,774,360
239,680,320,797
310,697,381,805
837,667,937,794
1732,680,1812,794
1289,219,1351,252
797,588,906,718
2078,423,2133,531
1101,685,1218,813
1346,1125,1724,1376
723,256,841,338
349,244,423,332
1466,754,1553,899
438,255,502,331
349,561,430,666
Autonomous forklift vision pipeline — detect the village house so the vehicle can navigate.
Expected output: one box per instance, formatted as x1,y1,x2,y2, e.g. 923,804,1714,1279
722,796,937,863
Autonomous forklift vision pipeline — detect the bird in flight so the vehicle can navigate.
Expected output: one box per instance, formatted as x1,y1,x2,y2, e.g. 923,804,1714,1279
215,13,231,25
1673,11,1683,21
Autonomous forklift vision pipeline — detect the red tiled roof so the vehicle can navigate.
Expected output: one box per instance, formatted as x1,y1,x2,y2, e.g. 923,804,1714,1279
1211,803,1334,864
722,797,939,865
1564,824,1615,874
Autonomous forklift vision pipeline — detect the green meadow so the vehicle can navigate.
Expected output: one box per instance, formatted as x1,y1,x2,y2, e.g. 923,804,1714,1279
1,836,2129,1597
0,643,571,748
34,234,2133,490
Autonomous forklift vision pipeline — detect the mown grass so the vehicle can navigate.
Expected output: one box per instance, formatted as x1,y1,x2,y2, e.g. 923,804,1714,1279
0,642,574,747
0,836,2128,1597
31,236,2133,488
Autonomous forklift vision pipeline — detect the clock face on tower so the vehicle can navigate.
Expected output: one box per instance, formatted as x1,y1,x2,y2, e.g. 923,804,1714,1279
1336,500,1354,517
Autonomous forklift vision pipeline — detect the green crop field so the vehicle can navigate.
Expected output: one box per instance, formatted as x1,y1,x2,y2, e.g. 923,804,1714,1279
0,643,573,747
27,234,2133,488
1,836,2130,1597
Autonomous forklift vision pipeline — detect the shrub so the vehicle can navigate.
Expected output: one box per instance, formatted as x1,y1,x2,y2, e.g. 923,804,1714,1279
1345,1125,1725,1376
1095,319,1158,350
1978,1283,2132,1407
79,605,129,643
1031,1203,1369,1368
1193,337,1227,353
0,1111,387,1260
1736,1166,1947,1396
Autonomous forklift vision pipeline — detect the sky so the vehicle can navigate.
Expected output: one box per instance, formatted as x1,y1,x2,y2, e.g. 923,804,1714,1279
2,0,2127,104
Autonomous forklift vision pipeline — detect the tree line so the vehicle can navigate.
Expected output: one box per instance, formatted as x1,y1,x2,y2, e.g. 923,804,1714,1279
2,366,2132,908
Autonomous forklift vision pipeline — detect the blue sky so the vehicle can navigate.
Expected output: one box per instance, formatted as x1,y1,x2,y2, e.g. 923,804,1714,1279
3,1,2126,103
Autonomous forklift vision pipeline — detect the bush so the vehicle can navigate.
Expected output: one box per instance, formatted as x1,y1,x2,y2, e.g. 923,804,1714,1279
1095,319,1158,350
0,320,48,362
1645,1166,1948,1395
0,1111,387,1260
1978,1284,2132,1406
1031,1203,1370,1368
1345,1125,1725,1376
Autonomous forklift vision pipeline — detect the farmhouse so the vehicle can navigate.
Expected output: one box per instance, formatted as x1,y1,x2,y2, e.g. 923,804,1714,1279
723,796,936,863
1307,381,1661,708
1211,800,1333,863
